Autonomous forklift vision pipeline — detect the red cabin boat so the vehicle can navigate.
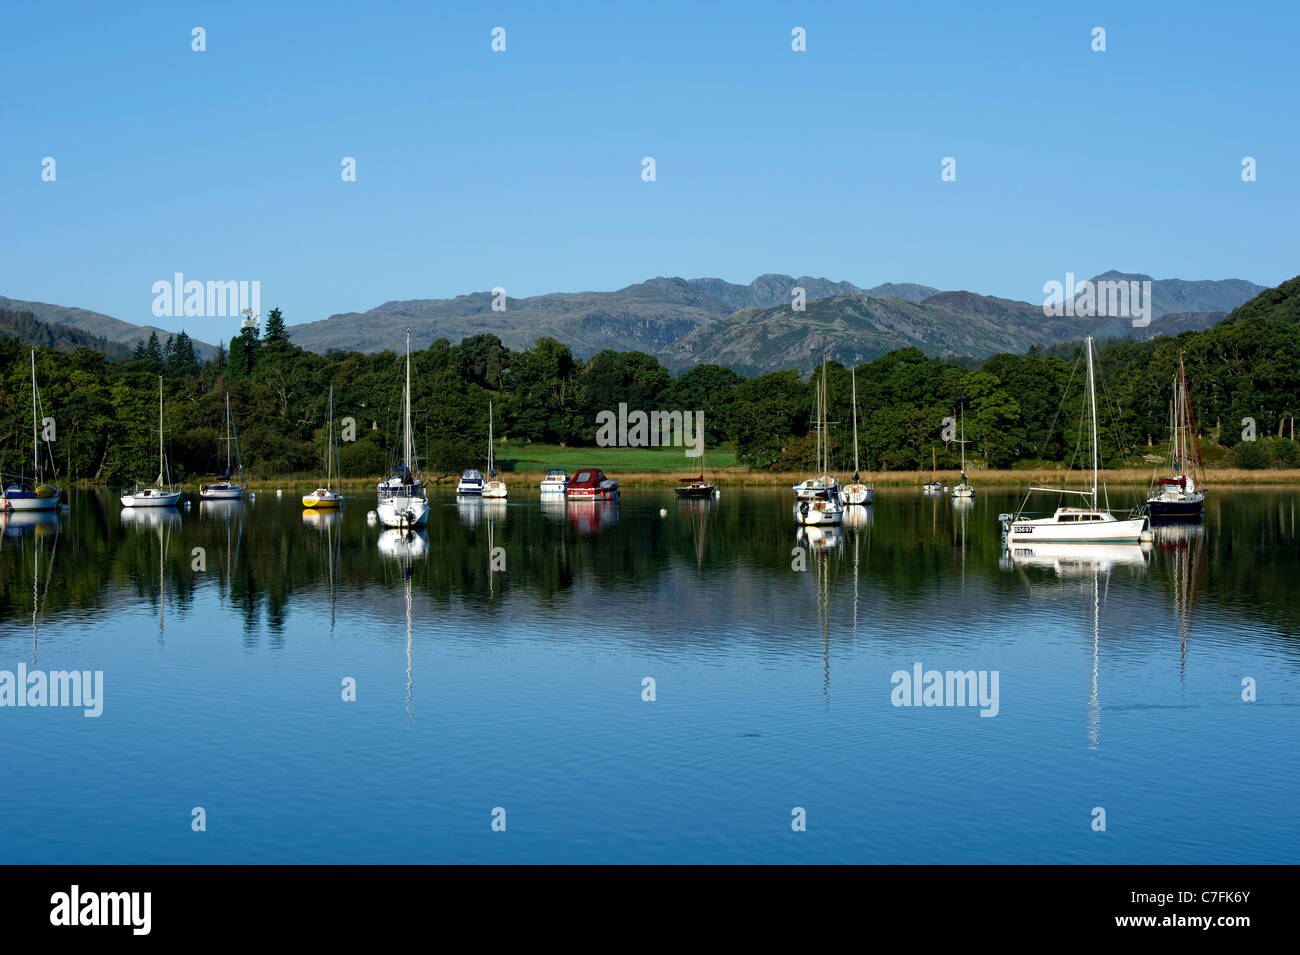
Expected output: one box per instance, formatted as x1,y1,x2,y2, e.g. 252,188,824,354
565,468,619,502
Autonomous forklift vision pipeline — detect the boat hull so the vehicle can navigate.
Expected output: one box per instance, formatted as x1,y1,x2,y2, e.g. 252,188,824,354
1147,498,1205,520
121,490,182,508
4,493,61,512
1006,516,1147,544
838,483,872,505
200,484,245,500
567,487,619,502
302,493,344,509
482,481,508,499
377,496,429,528
674,483,716,498
793,500,843,526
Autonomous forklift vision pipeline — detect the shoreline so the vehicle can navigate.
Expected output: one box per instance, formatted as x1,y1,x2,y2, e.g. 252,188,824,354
71,467,1300,491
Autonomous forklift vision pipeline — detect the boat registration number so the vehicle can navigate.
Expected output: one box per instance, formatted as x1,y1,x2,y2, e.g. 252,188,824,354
1013,526,1034,534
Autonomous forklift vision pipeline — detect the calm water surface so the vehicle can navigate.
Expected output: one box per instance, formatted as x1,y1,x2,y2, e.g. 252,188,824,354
1,486,1297,863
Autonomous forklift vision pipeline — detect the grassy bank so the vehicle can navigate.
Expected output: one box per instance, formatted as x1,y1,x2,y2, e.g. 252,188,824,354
112,466,1300,492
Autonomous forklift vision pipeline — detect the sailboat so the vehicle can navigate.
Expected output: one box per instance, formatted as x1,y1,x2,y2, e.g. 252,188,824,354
199,393,246,500
376,331,430,528
794,358,843,526
3,349,62,512
838,366,873,505
923,447,943,493
482,400,508,499
303,385,345,508
951,405,975,498
792,357,840,502
675,428,717,498
1002,337,1149,544
121,377,182,508
1145,352,1206,520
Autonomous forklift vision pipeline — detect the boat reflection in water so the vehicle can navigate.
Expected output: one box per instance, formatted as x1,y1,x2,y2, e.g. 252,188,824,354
119,506,182,530
300,507,343,530
376,524,427,725
842,503,872,531
1000,538,1151,753
378,527,429,560
1,509,61,540
567,500,618,535
797,523,843,554
1000,541,1150,575
1151,520,1206,676
540,495,567,522
199,498,243,521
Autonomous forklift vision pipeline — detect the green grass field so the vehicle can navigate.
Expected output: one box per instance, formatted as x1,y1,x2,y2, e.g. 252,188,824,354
497,442,736,473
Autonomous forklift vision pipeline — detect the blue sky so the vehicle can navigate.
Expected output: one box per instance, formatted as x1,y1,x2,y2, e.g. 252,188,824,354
3,0,1297,339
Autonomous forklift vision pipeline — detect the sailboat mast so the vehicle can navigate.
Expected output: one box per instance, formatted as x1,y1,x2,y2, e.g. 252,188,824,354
851,367,860,479
158,375,165,483
1086,337,1099,509
327,385,335,490
959,405,966,474
31,349,39,479
403,330,413,472
488,400,494,476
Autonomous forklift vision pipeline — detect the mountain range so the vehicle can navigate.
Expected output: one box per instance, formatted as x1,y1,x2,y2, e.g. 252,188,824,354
0,295,221,361
0,272,1269,375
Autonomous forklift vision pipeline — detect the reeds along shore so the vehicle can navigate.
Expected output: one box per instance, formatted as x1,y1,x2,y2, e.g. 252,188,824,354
66,468,1300,490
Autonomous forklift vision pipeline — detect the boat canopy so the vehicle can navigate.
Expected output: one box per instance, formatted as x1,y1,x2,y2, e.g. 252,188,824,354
461,469,484,481
569,469,606,486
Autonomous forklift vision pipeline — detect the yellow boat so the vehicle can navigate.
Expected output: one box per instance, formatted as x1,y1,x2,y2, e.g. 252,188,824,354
304,386,344,510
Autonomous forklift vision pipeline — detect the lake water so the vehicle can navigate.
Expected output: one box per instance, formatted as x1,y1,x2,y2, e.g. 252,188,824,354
1,486,1296,863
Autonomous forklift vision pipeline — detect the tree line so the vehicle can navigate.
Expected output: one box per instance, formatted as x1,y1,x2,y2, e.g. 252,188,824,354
1,278,1298,485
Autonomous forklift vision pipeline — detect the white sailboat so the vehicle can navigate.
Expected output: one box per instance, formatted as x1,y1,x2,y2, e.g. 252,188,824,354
923,447,943,493
199,393,246,500
3,349,62,512
951,405,975,498
1002,337,1149,544
792,357,840,502
303,385,345,508
377,331,430,528
482,400,508,499
795,358,843,526
839,366,873,505
121,377,182,508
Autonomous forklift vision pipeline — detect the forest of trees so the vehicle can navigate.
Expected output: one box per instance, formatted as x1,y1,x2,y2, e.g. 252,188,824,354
1,278,1298,486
